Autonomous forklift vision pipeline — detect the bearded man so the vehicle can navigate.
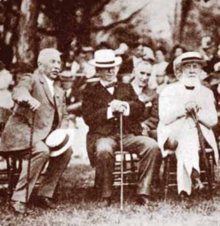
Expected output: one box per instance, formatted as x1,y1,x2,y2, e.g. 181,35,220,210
157,52,218,195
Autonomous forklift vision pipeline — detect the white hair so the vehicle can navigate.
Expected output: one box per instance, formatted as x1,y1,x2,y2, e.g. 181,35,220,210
37,48,61,64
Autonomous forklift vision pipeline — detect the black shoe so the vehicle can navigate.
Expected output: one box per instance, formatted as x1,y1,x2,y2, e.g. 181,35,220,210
98,197,111,208
37,197,56,209
136,195,154,207
10,201,33,215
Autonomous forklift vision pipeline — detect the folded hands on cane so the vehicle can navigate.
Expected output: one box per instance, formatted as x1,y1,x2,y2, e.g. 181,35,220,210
109,100,129,116
185,101,200,120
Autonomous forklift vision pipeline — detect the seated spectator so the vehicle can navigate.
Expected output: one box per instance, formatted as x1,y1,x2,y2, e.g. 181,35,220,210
82,49,161,207
157,52,219,196
59,71,82,127
165,45,186,82
199,36,219,74
155,69,169,94
0,48,73,214
71,46,96,78
131,61,158,139
149,47,168,89
118,42,144,75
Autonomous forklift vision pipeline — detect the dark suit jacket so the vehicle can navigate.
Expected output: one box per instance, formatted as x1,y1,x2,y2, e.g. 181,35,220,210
82,82,144,165
139,86,159,131
1,70,68,151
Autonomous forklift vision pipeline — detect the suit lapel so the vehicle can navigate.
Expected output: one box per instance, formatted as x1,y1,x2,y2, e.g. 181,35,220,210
53,84,60,109
39,75,55,106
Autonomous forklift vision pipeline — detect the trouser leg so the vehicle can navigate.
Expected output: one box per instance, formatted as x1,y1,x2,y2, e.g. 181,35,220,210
123,135,161,196
12,141,50,203
95,137,116,198
38,147,72,198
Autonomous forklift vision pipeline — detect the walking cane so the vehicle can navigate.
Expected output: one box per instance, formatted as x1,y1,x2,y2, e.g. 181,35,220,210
25,112,35,209
119,113,124,211
189,109,212,198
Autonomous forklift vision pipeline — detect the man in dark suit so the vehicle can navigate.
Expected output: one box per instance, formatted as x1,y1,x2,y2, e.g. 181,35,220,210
131,61,159,140
82,49,161,207
1,48,72,214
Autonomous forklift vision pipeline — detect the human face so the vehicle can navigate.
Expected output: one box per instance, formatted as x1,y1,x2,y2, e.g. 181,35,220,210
134,45,144,58
156,71,165,85
156,50,165,63
180,62,202,87
98,67,116,83
39,53,61,80
134,64,152,87
61,80,73,91
174,48,184,58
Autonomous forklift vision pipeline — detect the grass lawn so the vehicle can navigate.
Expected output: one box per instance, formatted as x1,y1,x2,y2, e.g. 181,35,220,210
1,157,220,226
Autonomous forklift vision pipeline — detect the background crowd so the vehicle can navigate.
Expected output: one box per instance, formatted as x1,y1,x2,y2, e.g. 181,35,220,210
0,35,220,158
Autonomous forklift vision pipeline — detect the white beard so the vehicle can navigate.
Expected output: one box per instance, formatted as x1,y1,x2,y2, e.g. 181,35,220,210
179,74,201,87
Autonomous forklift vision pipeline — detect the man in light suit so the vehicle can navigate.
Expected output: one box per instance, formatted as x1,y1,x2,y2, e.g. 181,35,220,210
82,49,161,207
157,52,219,196
1,48,72,214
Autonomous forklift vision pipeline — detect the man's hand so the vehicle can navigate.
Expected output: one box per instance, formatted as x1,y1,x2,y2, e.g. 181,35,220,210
109,100,128,115
16,96,41,111
27,97,41,111
185,101,200,117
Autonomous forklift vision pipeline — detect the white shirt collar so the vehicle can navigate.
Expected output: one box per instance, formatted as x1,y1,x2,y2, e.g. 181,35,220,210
43,75,54,96
100,79,117,95
131,79,143,96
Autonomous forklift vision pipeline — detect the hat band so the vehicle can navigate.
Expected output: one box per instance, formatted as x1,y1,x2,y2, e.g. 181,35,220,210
50,134,70,152
96,60,115,65
182,57,202,62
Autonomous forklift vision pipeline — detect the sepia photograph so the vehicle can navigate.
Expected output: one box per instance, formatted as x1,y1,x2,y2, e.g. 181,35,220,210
0,0,220,225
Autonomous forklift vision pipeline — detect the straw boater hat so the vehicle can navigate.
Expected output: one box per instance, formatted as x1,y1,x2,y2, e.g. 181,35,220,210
89,49,122,68
46,129,73,157
176,52,206,68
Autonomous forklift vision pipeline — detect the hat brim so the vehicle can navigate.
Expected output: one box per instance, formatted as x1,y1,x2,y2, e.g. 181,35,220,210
88,57,122,68
46,130,73,157
179,59,207,67
50,138,72,157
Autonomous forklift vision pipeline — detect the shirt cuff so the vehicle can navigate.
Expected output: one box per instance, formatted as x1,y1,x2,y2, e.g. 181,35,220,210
107,106,114,119
124,102,130,116
107,102,130,119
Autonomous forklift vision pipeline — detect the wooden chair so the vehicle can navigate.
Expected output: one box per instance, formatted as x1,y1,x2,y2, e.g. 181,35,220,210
0,149,31,202
163,148,215,200
113,151,139,187
94,151,140,188
0,107,35,203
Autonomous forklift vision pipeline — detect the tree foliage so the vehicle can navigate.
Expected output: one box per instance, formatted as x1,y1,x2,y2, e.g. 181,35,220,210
0,0,220,68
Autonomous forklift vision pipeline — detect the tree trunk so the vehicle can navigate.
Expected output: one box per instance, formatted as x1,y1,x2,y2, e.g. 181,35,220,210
16,0,38,68
173,0,183,45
